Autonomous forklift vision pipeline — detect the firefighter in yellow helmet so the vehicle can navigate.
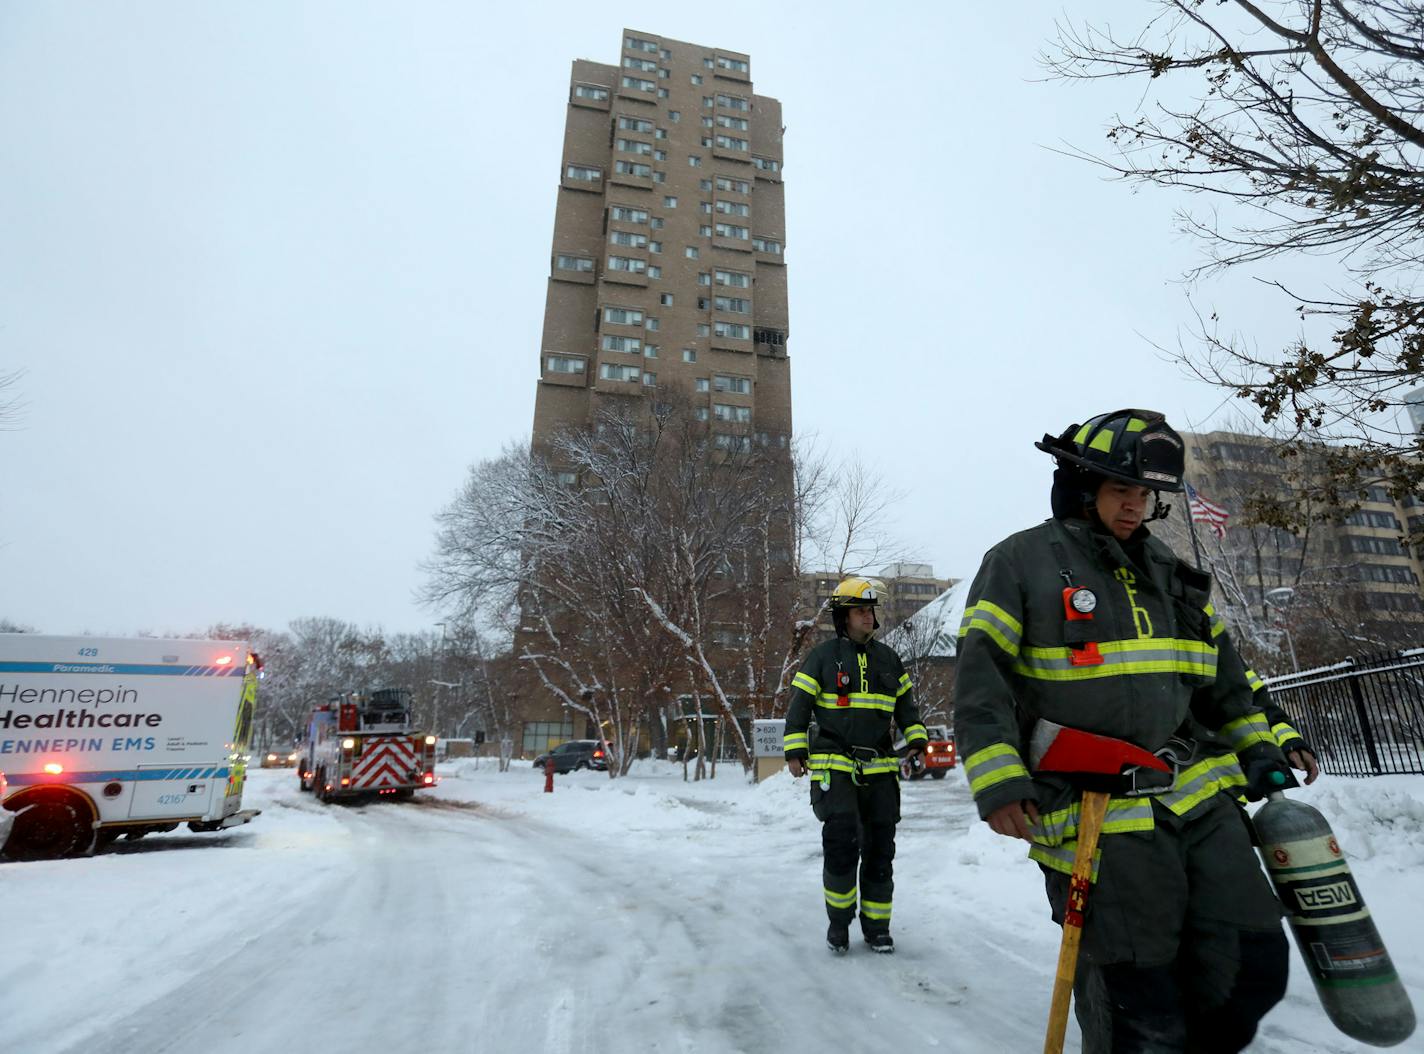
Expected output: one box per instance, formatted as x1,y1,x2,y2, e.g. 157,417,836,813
784,576,928,953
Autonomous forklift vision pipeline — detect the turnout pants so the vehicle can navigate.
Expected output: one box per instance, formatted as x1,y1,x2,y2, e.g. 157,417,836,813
810,769,900,934
1043,795,1288,1054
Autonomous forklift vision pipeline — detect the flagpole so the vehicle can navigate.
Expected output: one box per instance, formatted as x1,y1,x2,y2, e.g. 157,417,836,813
1184,479,1205,568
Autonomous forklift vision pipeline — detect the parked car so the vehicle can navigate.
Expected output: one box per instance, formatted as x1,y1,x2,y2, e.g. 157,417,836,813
260,749,300,769
895,724,956,780
532,740,612,773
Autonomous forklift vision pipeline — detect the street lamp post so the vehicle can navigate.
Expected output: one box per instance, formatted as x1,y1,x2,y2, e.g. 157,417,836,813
1263,587,1300,673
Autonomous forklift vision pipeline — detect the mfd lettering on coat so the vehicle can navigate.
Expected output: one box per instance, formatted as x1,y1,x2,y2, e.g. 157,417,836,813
1113,568,1154,638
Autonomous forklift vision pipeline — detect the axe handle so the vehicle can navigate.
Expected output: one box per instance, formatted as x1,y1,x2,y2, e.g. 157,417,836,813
1043,789,1110,1054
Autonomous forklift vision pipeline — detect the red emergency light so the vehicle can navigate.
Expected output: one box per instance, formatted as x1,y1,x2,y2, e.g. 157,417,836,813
215,655,234,666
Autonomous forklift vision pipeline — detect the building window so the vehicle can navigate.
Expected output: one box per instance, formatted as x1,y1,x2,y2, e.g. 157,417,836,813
695,406,709,420
713,374,752,394
621,76,656,93
688,155,702,167
703,57,715,68
565,164,601,181
697,272,712,286
691,74,703,85
609,205,649,223
649,241,662,254
715,222,750,240
647,265,661,278
643,371,657,386
703,96,714,108
601,334,642,354
660,293,674,306
716,175,751,193
715,200,750,217
753,236,782,254
700,201,713,213
609,230,648,248
623,56,657,72
523,720,574,755
618,115,654,132
545,355,586,374
714,321,751,340
625,35,659,53
714,296,750,313
715,93,750,110
652,171,666,183
668,110,681,122
715,56,749,72
555,471,578,486
702,116,714,128
650,217,664,229
752,156,780,173
606,255,648,274
603,306,644,326
695,378,710,392
699,179,713,191
714,403,752,422
599,362,641,382
664,196,678,207
646,317,660,331
714,433,752,452
701,136,713,147
715,269,751,288
698,297,710,309
613,160,652,178
682,348,697,363
697,323,711,336
715,114,749,131
654,149,666,161
654,127,667,139
699,225,712,236
573,84,609,101
715,135,749,152
685,246,699,259
555,255,594,272
644,344,659,358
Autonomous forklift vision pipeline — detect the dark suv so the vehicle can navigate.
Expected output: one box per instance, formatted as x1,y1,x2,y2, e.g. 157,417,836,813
533,740,611,773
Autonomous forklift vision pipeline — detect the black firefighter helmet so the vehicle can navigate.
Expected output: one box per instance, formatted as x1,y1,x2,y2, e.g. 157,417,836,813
1036,409,1186,522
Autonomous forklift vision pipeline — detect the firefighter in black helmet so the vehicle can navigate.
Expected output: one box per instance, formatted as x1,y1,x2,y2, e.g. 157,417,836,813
955,409,1295,1051
783,576,928,954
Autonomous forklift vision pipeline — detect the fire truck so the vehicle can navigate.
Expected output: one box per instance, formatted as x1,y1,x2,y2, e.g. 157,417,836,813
298,688,437,802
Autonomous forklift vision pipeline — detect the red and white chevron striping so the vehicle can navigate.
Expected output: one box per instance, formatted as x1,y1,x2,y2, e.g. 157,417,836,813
351,738,418,789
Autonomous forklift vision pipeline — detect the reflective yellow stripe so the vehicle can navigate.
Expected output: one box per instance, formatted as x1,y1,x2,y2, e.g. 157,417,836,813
1158,754,1246,816
959,599,1023,658
824,885,857,909
1030,797,1155,846
1220,712,1275,752
791,671,819,695
896,674,913,698
1125,417,1147,433
1272,722,1302,748
1029,842,1102,881
964,742,1030,796
902,723,928,744
860,899,892,921
1245,668,1265,692
783,731,809,752
808,753,900,776
1011,637,1217,681
1088,428,1114,452
815,692,895,712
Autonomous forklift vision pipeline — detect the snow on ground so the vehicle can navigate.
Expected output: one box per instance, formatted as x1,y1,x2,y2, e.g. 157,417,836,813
2,762,1421,1053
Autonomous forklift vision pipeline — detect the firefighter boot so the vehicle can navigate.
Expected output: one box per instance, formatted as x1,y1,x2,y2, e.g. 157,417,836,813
864,932,894,954
827,921,850,954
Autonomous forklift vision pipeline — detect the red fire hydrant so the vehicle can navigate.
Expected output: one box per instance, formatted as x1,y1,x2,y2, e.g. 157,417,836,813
544,755,555,793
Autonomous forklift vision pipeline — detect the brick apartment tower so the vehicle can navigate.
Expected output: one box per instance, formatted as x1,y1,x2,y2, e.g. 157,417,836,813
533,29,791,454
517,30,792,756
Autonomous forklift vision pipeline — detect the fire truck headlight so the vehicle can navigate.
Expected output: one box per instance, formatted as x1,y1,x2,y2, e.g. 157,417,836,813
424,735,437,746
342,738,356,750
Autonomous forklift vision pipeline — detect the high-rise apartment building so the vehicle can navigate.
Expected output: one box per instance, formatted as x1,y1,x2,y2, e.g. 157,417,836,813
533,29,790,450
512,31,792,759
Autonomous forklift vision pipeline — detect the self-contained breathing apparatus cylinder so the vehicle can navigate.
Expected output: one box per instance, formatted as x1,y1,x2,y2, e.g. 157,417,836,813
1252,792,1416,1047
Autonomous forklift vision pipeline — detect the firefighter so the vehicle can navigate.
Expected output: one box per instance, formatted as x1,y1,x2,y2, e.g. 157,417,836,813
784,576,928,954
954,409,1296,1052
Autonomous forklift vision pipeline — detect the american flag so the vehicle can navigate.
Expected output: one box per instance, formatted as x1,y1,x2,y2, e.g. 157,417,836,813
1185,480,1229,539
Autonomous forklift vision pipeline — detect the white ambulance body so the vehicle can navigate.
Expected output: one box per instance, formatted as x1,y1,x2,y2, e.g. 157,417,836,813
0,635,261,860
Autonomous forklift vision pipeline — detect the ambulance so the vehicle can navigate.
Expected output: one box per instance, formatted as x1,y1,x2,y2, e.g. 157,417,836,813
0,635,262,860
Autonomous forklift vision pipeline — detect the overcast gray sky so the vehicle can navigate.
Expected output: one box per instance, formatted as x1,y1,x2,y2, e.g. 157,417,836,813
0,1,1326,637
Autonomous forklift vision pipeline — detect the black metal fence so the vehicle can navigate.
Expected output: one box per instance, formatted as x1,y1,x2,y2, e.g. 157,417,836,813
1266,651,1424,777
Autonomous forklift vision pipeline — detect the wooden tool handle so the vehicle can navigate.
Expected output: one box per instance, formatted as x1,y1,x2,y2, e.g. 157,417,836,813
1044,789,1111,1054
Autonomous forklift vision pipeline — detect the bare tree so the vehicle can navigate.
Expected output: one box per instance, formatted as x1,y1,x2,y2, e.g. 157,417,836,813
1045,1,1424,520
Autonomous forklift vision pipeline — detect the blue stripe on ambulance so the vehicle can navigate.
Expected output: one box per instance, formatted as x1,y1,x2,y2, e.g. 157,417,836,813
0,662,243,676
5,767,229,786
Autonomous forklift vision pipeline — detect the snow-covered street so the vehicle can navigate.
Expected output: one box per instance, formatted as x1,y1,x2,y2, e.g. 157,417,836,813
4,764,1422,1053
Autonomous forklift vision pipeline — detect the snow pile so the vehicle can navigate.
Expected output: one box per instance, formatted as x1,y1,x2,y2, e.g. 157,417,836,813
1290,775,1424,869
